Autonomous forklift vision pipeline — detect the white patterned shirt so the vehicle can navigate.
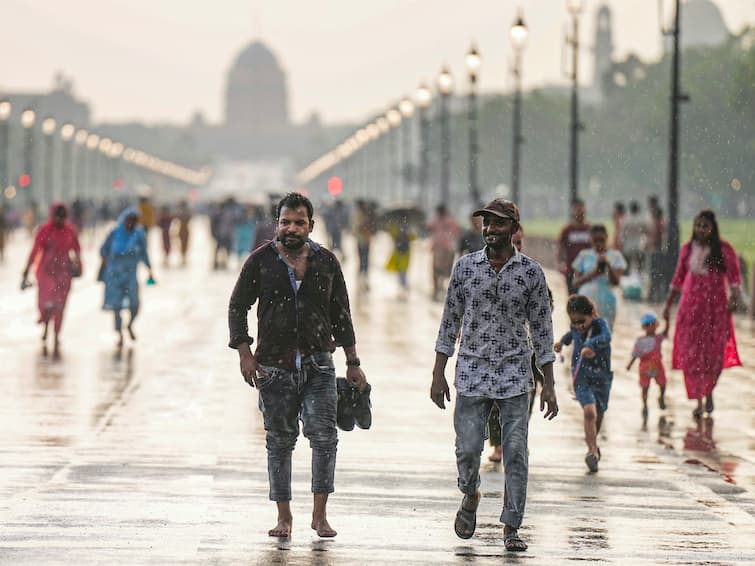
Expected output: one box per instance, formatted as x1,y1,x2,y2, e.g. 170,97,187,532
435,248,556,399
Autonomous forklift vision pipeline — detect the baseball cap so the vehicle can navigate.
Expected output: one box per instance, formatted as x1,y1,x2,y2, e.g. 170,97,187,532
640,311,658,326
472,198,520,222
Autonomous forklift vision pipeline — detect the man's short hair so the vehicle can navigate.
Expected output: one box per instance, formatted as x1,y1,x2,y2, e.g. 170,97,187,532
277,192,314,220
571,198,585,208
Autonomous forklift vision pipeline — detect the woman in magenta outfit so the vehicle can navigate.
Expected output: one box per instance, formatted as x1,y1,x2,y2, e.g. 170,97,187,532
663,210,742,419
21,202,82,356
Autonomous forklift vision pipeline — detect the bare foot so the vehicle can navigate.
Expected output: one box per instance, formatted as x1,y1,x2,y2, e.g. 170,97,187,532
268,517,292,538
127,324,136,341
117,332,124,348
311,517,337,538
488,445,503,463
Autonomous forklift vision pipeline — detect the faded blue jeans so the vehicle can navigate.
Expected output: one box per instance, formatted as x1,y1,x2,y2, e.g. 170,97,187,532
257,352,338,502
454,392,529,529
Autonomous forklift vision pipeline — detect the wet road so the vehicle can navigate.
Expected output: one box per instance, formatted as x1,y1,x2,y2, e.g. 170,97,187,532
1,219,754,564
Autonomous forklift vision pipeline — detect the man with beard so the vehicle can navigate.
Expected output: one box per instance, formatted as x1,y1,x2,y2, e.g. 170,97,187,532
228,192,367,539
430,198,558,552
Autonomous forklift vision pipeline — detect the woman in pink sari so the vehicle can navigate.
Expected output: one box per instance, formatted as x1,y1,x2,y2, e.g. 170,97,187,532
663,210,742,419
21,202,82,357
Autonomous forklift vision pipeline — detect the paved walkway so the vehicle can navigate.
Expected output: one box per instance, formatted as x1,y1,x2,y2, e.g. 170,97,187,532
0,219,753,564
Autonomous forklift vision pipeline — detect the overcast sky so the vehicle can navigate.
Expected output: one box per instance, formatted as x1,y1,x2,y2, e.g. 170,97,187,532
2,0,753,125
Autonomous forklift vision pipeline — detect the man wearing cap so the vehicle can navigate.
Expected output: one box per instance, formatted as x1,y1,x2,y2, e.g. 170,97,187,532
431,198,558,552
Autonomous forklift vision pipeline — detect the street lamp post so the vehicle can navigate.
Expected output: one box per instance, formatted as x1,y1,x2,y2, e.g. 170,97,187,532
74,129,88,201
0,100,11,190
386,108,402,202
416,84,432,209
436,66,453,206
666,0,686,255
465,44,481,206
510,15,528,205
376,117,390,205
21,109,36,206
86,133,100,202
42,117,56,206
399,97,415,203
60,124,75,203
566,0,583,204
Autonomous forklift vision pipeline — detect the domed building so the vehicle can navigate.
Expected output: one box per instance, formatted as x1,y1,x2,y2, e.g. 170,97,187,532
224,41,290,133
681,0,730,50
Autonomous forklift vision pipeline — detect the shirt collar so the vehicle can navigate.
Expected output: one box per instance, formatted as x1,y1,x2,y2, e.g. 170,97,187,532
473,246,522,266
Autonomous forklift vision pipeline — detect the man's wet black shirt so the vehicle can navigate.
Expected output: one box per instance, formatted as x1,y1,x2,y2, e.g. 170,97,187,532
228,240,356,369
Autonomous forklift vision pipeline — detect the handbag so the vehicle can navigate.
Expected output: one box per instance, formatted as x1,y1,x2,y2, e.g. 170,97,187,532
69,257,82,278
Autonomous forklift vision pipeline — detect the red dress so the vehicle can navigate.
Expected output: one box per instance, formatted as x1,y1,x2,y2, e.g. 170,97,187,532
26,204,82,332
670,240,741,399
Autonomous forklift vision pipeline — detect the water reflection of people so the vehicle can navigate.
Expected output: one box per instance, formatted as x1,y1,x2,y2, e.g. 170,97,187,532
683,417,715,452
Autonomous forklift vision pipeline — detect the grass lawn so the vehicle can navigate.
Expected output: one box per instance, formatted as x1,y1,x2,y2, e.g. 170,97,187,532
524,217,755,288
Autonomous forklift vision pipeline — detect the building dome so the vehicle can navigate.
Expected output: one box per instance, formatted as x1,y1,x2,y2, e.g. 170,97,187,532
225,41,289,132
682,0,730,49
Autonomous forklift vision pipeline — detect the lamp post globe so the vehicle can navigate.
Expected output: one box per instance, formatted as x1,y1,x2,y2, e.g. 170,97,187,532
567,0,583,15
399,98,415,118
510,16,529,49
42,117,56,136
416,83,432,108
465,44,481,81
437,66,453,95
0,100,11,121
21,109,36,129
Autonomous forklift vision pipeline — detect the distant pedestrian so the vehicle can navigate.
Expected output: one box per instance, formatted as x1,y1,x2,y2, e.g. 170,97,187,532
385,219,414,299
234,204,257,260
431,199,558,552
252,204,277,251
99,207,155,347
627,311,668,422
571,224,627,330
156,204,174,267
663,209,742,419
176,200,191,266
554,295,612,473
620,201,647,273
427,204,461,300
612,201,626,251
228,192,367,539
324,200,348,258
353,200,376,290
557,198,592,294
0,203,7,262
21,202,82,357
458,213,484,256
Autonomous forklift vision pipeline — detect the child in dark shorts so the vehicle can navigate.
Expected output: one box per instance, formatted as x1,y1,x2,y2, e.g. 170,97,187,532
554,295,613,473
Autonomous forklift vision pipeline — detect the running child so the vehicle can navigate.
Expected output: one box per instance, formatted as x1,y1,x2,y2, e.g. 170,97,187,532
554,295,613,473
626,311,668,421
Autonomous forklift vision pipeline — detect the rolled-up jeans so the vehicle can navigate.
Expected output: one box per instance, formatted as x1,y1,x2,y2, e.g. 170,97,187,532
454,392,529,529
257,352,338,502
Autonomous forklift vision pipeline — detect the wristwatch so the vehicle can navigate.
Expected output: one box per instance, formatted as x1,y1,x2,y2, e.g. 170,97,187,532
346,357,361,367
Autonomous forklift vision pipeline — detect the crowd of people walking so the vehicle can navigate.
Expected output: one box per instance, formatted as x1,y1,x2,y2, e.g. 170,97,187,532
9,186,747,554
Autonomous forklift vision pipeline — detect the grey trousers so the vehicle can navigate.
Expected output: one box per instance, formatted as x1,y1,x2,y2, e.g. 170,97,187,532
454,392,529,529
257,352,338,502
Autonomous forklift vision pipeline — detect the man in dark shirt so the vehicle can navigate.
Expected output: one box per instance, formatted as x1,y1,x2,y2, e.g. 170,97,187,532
557,198,592,294
228,192,367,539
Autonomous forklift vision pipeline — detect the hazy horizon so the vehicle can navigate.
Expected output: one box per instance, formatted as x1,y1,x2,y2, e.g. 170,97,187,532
2,0,753,126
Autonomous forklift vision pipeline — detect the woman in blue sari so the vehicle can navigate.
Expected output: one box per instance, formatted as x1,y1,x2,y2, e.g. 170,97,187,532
100,207,154,345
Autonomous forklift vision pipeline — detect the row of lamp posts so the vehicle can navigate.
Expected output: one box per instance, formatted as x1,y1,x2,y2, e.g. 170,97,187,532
0,102,210,209
296,12,529,212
